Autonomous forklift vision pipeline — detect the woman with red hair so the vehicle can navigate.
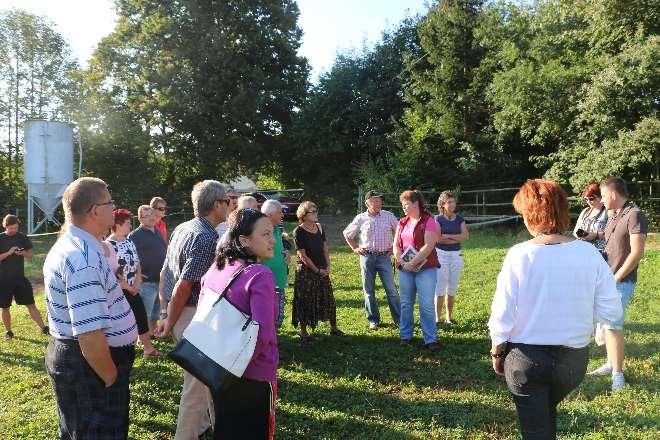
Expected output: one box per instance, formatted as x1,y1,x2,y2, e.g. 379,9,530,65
572,183,607,252
106,208,161,357
488,179,622,439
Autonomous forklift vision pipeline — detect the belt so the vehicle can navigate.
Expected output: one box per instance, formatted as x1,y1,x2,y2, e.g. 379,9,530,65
366,250,389,256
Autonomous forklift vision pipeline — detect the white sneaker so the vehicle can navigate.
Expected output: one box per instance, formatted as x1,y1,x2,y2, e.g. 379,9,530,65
611,372,626,392
587,363,612,376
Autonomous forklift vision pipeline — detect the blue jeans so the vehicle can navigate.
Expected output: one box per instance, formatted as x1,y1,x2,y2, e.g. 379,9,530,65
360,254,401,325
139,282,160,321
604,280,636,330
398,267,437,344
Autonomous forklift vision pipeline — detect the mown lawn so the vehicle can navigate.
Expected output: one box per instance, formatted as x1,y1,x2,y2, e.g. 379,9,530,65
2,230,658,439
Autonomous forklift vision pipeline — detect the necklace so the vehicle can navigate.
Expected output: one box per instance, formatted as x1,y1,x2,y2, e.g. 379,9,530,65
301,222,318,234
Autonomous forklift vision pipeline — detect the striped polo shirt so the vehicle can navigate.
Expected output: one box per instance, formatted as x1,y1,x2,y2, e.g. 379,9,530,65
43,224,138,347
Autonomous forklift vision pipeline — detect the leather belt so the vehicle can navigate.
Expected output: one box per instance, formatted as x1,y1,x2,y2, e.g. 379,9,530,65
366,250,389,256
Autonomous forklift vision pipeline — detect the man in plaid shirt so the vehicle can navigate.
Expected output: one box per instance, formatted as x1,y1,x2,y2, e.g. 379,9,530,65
157,180,229,439
343,190,401,329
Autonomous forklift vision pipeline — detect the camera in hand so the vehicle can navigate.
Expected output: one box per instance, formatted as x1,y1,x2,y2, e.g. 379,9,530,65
576,229,587,238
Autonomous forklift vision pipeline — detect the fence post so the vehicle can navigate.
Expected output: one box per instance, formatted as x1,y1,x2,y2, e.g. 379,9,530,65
357,186,363,215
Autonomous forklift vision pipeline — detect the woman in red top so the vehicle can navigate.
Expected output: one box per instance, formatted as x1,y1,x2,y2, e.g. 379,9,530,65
393,190,440,350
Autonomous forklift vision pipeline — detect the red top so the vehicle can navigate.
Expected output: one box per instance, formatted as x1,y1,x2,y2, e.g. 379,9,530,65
154,219,167,243
396,212,440,269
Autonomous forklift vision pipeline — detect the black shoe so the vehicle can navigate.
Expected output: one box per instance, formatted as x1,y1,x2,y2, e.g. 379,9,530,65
4,330,14,340
423,342,440,352
42,326,50,335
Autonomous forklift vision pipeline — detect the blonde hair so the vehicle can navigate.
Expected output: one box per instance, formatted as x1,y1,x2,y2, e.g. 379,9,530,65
437,191,456,216
137,205,153,219
150,197,166,208
296,201,317,222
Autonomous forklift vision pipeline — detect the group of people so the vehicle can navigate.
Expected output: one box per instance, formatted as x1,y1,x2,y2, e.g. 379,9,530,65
488,177,648,439
0,173,648,440
343,189,468,351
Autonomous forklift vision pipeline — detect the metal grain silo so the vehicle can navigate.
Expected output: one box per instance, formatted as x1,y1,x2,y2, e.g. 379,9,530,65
23,120,74,233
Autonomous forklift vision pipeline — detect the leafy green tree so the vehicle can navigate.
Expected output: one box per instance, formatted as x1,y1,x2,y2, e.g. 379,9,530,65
281,18,421,209
0,9,78,212
88,0,309,193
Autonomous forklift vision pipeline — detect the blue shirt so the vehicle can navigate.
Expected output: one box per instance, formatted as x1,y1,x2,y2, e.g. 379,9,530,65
162,216,218,306
43,224,138,347
128,225,167,282
435,214,465,251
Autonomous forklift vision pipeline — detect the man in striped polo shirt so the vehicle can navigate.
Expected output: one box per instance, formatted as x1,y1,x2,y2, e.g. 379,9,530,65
44,177,138,439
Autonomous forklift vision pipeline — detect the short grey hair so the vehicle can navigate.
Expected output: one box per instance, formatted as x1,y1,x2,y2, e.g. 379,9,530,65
62,177,108,222
261,199,282,215
237,195,258,210
191,180,226,217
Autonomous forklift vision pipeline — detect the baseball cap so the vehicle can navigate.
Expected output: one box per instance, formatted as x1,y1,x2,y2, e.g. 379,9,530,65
364,190,383,201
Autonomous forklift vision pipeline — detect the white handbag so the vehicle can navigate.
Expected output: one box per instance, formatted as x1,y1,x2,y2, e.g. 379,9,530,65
169,265,260,395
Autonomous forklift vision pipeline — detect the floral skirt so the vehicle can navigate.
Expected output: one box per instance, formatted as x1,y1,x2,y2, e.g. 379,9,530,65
292,264,337,329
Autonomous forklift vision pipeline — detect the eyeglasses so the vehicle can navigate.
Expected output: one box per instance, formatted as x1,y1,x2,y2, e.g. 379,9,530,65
87,200,115,212
155,207,167,212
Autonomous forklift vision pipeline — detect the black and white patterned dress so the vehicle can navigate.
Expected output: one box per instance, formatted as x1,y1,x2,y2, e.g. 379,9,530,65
106,237,140,286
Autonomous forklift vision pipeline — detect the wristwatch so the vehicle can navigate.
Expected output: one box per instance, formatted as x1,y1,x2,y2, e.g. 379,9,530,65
160,309,168,319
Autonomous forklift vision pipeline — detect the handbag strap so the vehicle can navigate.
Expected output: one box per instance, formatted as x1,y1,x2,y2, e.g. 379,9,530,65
210,264,250,308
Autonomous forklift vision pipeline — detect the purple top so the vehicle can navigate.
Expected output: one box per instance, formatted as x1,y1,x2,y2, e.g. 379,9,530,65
200,260,278,382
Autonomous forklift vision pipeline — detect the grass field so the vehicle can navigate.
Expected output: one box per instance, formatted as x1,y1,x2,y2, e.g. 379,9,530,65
2,229,658,439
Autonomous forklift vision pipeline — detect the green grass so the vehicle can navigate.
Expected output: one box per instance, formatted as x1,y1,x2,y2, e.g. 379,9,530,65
2,230,658,439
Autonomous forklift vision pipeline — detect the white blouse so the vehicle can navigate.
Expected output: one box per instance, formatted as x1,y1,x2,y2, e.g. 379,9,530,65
488,240,622,348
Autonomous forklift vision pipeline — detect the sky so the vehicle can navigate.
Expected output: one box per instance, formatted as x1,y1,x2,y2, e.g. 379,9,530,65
1,0,431,80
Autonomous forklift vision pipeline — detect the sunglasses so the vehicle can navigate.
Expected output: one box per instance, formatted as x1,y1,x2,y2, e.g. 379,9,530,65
155,207,167,212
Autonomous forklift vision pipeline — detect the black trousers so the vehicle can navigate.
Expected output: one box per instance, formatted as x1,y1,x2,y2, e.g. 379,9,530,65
123,289,149,335
213,377,271,439
504,343,589,440
45,338,135,440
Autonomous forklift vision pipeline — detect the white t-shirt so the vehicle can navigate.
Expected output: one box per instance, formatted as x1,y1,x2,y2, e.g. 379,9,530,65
488,239,622,348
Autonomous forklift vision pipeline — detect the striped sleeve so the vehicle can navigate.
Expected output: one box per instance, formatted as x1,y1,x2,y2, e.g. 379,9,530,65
65,266,111,336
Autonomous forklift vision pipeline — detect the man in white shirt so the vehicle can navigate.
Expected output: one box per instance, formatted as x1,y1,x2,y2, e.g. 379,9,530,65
343,190,400,329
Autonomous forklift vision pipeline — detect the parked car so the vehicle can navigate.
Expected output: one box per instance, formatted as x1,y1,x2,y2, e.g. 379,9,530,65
246,190,303,220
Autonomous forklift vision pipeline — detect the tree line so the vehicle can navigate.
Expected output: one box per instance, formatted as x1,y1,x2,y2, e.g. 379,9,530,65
0,0,657,220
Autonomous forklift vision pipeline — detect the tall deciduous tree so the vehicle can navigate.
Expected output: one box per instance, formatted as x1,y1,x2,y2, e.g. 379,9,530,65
87,0,309,193
0,9,78,211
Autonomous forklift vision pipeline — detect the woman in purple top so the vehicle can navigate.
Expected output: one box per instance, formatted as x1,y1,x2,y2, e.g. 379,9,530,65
199,208,278,439
434,190,469,325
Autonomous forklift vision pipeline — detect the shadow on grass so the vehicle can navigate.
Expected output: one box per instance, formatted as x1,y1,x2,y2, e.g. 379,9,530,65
278,321,500,393
278,378,516,439
0,349,47,374
626,321,660,334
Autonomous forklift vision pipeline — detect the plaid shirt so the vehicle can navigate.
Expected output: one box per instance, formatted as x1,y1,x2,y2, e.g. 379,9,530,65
343,209,399,253
162,216,218,306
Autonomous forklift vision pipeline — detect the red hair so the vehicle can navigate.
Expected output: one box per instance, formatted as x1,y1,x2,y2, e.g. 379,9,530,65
581,183,601,199
112,208,132,231
513,179,570,234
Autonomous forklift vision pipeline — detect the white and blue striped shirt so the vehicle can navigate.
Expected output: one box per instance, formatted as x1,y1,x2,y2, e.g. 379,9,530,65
43,224,138,347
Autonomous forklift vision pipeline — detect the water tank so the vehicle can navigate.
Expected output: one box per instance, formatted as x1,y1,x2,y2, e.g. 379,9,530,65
24,120,74,219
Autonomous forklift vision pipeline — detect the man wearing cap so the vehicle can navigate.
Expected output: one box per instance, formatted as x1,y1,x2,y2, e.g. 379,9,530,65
343,191,401,329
